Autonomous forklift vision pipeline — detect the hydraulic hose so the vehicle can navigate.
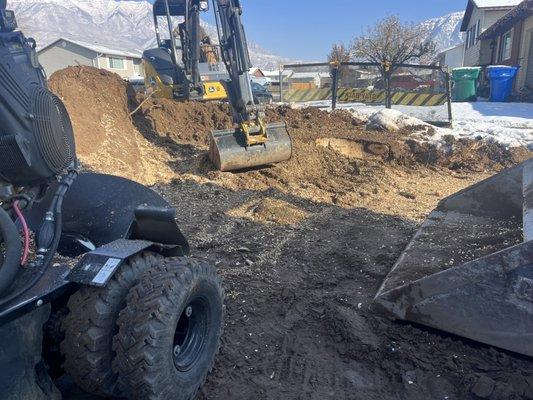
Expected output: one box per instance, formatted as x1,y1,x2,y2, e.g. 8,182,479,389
0,206,22,296
0,169,77,307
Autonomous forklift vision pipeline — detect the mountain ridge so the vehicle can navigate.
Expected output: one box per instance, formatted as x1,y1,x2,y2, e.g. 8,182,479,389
9,0,464,68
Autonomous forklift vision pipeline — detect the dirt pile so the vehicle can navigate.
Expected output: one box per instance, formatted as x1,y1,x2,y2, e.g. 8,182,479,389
49,67,174,185
134,100,528,219
134,98,233,146
49,66,530,220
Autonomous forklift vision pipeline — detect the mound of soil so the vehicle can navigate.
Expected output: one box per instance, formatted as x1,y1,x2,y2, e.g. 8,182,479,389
48,66,530,221
135,98,233,146
133,99,527,219
49,67,174,185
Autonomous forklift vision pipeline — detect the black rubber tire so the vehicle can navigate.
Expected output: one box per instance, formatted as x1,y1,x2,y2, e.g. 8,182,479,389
113,257,224,400
61,252,162,396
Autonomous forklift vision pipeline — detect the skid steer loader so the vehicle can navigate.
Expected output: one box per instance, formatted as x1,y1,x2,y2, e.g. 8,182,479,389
145,0,292,172
0,4,224,400
375,159,533,356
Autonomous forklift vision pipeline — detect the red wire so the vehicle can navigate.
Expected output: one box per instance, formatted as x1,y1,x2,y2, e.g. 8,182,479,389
13,201,30,266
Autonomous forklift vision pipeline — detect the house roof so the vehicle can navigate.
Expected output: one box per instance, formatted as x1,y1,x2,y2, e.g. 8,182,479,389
290,72,319,80
438,43,465,56
249,67,265,76
38,38,142,59
461,0,522,31
262,69,293,78
479,0,533,39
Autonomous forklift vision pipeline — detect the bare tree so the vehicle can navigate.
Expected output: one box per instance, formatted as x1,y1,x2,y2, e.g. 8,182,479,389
352,16,435,107
328,42,352,64
328,42,352,87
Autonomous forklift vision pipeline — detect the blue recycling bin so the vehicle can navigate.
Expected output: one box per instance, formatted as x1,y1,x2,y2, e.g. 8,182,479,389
486,66,520,102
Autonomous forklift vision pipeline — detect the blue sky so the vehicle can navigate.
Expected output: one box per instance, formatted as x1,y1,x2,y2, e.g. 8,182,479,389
144,0,467,60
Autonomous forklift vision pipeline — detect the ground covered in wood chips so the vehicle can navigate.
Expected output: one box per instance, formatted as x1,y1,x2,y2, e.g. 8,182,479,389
52,67,533,400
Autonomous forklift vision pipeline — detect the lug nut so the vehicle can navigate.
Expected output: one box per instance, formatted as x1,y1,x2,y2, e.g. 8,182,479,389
186,306,193,318
173,345,181,357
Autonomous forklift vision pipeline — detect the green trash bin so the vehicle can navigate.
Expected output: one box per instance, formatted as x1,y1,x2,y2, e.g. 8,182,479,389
452,67,482,102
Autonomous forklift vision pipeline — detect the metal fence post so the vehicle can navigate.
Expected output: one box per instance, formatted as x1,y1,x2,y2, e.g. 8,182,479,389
330,62,340,110
380,62,391,109
279,68,284,103
445,69,453,127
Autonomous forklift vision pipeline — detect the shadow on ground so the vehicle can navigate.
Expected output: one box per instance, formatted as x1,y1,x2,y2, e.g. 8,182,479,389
63,177,533,400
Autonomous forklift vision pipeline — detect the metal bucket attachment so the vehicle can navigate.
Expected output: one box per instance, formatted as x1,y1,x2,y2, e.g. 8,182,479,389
375,158,533,356
209,122,292,172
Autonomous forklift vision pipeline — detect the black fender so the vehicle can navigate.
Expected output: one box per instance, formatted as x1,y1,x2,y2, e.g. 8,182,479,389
27,173,190,257
66,238,174,287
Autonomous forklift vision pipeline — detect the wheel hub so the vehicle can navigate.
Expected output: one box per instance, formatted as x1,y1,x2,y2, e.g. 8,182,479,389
172,297,209,371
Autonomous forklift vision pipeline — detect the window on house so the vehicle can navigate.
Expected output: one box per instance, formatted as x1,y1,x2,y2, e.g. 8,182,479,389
499,30,513,61
108,57,125,69
465,21,479,50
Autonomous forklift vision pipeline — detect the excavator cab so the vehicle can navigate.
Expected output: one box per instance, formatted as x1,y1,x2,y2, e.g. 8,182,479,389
144,0,228,101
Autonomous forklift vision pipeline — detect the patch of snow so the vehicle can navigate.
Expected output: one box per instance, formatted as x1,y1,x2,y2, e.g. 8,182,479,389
296,100,533,150
435,102,533,150
473,0,522,9
366,109,431,132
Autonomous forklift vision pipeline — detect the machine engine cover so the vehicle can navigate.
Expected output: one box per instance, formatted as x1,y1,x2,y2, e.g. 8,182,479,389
0,28,75,185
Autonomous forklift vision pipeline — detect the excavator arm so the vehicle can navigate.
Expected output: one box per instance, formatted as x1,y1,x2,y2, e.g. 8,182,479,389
213,0,266,145
208,0,292,171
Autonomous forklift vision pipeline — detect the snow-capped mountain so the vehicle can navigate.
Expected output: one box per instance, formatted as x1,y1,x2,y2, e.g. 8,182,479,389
421,11,465,52
8,0,292,69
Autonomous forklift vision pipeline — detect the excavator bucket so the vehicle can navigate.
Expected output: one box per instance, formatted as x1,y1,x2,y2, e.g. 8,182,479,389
375,158,533,356
209,122,292,172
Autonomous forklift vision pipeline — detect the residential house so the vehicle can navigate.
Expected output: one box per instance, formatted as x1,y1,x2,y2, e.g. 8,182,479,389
38,38,143,80
249,67,270,85
478,0,533,91
437,44,465,69
287,71,333,89
262,69,293,89
460,0,523,67
249,67,265,78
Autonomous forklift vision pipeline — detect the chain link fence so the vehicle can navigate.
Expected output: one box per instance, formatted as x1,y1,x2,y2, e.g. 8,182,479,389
274,62,452,126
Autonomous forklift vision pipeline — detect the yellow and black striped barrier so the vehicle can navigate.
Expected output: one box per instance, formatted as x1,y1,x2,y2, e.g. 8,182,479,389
284,88,448,107
283,88,333,103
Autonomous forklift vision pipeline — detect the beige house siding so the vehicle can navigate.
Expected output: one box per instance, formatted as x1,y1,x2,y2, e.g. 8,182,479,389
38,40,142,80
484,9,513,30
38,41,98,77
464,8,513,66
95,55,138,79
464,7,484,66
517,15,533,89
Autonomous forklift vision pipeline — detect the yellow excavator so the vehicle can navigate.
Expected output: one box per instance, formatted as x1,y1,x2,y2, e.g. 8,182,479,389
143,0,228,101
144,0,292,172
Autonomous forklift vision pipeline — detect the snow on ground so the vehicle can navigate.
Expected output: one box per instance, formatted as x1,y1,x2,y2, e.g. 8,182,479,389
291,101,533,150
434,102,533,150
